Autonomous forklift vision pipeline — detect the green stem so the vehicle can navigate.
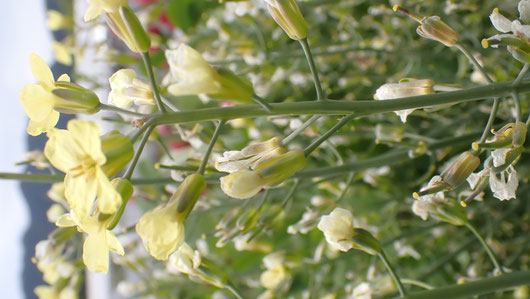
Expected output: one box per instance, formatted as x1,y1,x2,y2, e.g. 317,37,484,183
130,118,157,143
401,270,530,299
140,51,167,113
280,179,299,207
0,172,63,183
455,43,499,144
281,115,321,146
98,103,150,117
400,279,434,290
303,115,354,156
511,91,523,122
151,80,530,127
198,120,224,175
514,63,530,86
124,126,154,180
464,222,505,274
252,94,272,112
0,133,479,185
224,284,243,299
378,250,407,297
335,172,354,203
299,38,325,100
156,164,219,173
297,132,480,178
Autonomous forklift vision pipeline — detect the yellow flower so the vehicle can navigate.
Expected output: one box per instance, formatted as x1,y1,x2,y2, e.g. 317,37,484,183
164,44,253,102
108,69,155,108
84,0,126,22
51,41,73,66
56,211,124,273
44,120,122,219
19,54,99,136
260,252,289,290
46,10,73,31
136,174,206,260
135,199,185,260
35,285,78,299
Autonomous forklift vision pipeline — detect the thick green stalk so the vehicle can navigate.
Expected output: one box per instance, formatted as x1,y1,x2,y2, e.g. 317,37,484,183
151,80,530,126
0,172,63,183
401,270,530,299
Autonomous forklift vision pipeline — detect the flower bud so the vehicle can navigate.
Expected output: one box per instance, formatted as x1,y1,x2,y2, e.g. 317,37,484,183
175,174,207,220
256,150,307,187
352,228,381,255
51,82,100,113
264,0,308,40
212,68,254,102
374,79,434,123
120,6,151,53
416,16,459,47
100,131,134,177
164,44,254,103
441,151,480,188
105,8,149,53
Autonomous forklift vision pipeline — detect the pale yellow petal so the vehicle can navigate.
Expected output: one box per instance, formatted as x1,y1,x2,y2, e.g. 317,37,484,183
65,174,98,220
20,84,55,122
95,168,121,214
30,53,55,87
26,110,59,136
83,232,109,273
106,231,124,255
135,203,185,260
55,214,76,227
84,4,104,22
67,120,106,165
57,74,70,82
44,129,84,173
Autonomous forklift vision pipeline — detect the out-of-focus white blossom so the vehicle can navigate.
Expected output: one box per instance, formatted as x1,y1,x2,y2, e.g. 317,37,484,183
317,208,354,252
374,79,434,122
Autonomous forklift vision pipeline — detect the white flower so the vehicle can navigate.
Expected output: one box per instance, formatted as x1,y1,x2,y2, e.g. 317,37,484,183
490,8,513,33
519,0,530,23
168,243,201,275
352,282,372,299
164,44,220,96
215,137,283,173
317,208,354,252
287,208,318,235
489,4,530,38
374,79,434,122
108,69,154,108
489,166,518,201
260,252,288,290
